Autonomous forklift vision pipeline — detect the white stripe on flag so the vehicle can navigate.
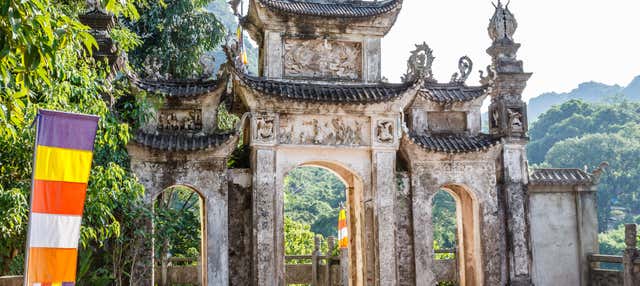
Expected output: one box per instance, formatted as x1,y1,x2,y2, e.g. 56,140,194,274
339,228,348,239
28,213,82,248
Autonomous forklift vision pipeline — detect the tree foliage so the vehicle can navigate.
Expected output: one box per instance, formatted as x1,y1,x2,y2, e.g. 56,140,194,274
284,167,346,238
125,0,226,78
0,0,154,283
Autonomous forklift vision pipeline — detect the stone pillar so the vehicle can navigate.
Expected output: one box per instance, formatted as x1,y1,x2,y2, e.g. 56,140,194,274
363,38,381,83
200,170,230,286
411,170,436,286
576,185,599,286
252,147,280,285
502,142,533,285
372,151,398,286
486,3,534,285
263,31,283,79
623,224,639,286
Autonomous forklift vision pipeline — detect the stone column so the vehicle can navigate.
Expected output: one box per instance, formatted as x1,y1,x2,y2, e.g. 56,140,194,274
576,185,599,286
263,31,283,79
363,38,381,83
372,151,398,286
411,167,436,286
252,147,280,285
486,3,534,284
199,169,230,286
502,142,533,285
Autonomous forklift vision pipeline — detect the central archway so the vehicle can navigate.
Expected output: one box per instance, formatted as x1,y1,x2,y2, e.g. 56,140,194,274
282,161,365,286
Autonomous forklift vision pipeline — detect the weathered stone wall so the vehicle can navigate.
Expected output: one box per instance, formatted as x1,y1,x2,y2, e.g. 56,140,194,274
529,185,599,286
228,169,253,286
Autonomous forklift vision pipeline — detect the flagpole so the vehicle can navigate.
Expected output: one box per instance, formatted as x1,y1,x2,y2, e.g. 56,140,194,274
23,111,42,286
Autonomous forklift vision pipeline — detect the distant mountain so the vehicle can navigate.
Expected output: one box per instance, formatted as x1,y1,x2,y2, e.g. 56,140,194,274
527,75,640,122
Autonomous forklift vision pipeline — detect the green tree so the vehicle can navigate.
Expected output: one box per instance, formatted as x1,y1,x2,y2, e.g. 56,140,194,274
432,190,457,250
0,0,156,284
126,0,226,78
284,167,346,238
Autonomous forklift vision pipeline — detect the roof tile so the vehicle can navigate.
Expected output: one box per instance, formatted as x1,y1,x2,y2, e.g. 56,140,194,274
408,133,500,153
133,131,234,151
259,0,401,18
529,168,594,186
237,73,411,103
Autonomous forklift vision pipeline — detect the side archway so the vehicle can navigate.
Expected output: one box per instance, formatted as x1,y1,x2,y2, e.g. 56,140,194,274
433,184,483,286
152,185,207,286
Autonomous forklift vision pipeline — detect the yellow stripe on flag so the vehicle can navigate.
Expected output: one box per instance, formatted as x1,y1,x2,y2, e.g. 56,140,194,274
34,145,93,183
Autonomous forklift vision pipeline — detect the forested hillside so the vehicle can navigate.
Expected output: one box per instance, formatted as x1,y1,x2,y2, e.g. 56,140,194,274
528,99,640,253
527,75,640,121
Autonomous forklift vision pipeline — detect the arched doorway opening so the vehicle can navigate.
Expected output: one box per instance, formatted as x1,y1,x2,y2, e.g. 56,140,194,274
432,185,482,286
153,185,205,285
282,161,364,286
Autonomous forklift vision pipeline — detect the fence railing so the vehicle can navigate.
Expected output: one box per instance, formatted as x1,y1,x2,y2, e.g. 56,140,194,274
285,236,344,286
588,224,640,286
156,256,201,285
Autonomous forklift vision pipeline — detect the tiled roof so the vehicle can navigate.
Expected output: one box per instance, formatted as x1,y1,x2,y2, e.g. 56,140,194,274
418,83,487,103
237,73,412,103
132,131,234,151
408,133,500,153
259,0,401,18
529,168,594,186
131,77,224,98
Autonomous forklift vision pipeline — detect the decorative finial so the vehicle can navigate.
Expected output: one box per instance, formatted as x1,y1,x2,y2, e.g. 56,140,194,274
450,56,473,84
402,42,435,83
591,161,609,184
488,0,518,42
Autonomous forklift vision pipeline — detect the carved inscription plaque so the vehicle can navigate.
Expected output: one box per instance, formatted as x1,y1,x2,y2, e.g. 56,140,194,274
278,115,370,146
428,112,467,133
283,39,362,80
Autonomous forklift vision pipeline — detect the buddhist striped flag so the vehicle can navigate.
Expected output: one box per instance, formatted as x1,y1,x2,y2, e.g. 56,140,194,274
338,207,348,249
24,110,99,286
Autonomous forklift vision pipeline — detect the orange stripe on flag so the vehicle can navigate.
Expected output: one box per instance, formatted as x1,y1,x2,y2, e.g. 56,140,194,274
27,247,77,284
32,180,87,215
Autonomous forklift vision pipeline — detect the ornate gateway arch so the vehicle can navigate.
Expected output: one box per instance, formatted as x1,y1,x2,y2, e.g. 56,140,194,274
121,1,602,285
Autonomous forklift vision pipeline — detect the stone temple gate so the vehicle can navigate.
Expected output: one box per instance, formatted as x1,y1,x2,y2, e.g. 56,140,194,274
114,0,605,285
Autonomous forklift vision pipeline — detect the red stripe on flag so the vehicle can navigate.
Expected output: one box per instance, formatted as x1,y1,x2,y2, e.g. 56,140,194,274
32,180,87,215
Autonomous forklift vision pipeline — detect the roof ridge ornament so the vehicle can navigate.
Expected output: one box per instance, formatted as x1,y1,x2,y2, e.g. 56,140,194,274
450,56,473,85
402,42,435,84
488,0,518,42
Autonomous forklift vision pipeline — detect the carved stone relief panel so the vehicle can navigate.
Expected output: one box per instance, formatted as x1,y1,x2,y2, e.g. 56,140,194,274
158,108,202,132
278,114,370,146
375,119,395,144
283,39,362,80
254,113,277,144
507,107,524,133
427,112,467,133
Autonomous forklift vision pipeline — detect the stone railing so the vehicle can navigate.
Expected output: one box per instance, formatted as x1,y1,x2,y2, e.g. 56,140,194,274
434,248,458,284
0,276,22,286
588,224,640,286
155,257,201,285
285,236,344,286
